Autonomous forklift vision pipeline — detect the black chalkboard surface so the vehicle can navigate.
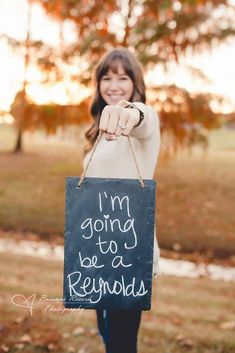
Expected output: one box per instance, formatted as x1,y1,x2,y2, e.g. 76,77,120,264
63,176,156,310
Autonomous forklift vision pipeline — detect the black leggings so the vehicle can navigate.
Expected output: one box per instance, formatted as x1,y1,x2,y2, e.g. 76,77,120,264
96,309,142,353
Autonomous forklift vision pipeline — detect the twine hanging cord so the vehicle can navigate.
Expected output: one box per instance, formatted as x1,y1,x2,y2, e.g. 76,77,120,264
78,130,145,188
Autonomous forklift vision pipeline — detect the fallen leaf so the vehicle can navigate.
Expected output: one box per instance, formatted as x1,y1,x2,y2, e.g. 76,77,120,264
173,243,181,251
175,333,184,341
171,316,183,326
86,327,98,336
175,333,194,347
13,343,25,350
179,338,194,348
220,321,235,330
38,332,61,345
72,326,86,336
67,345,76,353
13,316,25,324
47,343,56,350
19,334,32,343
0,345,9,352
77,347,90,353
204,201,215,210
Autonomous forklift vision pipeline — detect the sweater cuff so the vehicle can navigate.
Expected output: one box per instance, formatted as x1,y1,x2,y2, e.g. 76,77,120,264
130,102,159,140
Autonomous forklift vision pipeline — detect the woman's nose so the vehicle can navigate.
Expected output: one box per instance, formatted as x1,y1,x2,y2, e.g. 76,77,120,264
108,79,119,91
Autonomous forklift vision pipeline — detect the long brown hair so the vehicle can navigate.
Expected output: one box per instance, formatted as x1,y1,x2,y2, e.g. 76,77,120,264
84,48,146,153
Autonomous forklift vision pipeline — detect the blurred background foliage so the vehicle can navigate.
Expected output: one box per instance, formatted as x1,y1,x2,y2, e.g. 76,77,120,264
1,0,235,152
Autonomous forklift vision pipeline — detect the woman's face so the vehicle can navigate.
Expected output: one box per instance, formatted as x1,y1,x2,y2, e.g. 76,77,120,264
99,62,134,105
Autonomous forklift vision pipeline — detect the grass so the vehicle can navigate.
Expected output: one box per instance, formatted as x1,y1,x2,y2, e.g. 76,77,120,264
156,148,235,258
0,124,235,259
0,252,234,353
0,125,85,236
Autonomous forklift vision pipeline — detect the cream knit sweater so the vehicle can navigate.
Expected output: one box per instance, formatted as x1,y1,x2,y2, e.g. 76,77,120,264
83,102,161,278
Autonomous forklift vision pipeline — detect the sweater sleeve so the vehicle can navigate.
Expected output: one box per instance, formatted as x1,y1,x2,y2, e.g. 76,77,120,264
129,102,160,141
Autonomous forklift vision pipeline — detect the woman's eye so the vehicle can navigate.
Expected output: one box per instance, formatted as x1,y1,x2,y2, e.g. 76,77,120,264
120,77,128,80
102,77,110,80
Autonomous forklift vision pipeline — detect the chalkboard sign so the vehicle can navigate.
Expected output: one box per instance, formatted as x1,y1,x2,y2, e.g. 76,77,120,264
63,176,156,310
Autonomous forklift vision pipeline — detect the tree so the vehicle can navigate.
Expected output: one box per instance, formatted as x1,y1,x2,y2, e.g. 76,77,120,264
4,0,235,152
10,90,90,134
34,0,235,73
31,0,235,149
1,0,63,152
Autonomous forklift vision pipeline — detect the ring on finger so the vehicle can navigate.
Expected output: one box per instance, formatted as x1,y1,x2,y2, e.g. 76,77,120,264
118,123,126,130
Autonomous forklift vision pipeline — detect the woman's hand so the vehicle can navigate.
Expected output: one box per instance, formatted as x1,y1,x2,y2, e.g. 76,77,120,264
99,105,140,141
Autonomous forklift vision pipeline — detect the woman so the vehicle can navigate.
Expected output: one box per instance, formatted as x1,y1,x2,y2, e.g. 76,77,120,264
83,48,161,353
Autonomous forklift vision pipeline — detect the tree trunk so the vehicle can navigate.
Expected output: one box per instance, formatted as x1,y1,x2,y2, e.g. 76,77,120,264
14,127,23,153
12,1,31,154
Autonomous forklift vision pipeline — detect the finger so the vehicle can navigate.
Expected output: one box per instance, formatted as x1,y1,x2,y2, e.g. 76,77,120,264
99,106,110,132
106,107,120,134
122,119,135,136
104,132,117,141
115,111,129,137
